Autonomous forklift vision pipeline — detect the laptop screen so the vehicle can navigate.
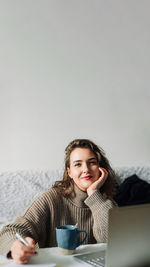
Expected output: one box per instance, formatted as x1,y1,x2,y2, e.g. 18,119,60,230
106,203,150,267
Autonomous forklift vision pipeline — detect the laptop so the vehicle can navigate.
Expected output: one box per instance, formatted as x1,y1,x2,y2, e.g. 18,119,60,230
74,203,150,267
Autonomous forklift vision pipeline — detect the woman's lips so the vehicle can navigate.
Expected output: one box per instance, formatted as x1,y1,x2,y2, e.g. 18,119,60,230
82,175,92,180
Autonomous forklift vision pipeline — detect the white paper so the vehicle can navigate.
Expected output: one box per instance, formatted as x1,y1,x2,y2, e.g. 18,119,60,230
0,244,106,267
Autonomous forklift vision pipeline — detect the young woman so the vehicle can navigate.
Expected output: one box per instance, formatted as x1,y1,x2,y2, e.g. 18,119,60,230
0,139,117,264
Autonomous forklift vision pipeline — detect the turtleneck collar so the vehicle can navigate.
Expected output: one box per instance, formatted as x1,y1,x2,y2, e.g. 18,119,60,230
68,184,88,207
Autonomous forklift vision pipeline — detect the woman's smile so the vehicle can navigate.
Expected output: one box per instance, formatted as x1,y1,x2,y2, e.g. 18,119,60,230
81,175,93,180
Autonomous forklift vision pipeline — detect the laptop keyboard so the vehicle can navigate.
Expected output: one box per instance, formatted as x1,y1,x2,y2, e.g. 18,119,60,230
74,251,105,267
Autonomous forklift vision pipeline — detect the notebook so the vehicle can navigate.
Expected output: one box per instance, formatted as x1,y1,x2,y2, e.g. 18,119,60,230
74,203,150,267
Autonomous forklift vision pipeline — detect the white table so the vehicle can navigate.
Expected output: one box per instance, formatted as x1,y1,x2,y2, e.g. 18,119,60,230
0,243,106,267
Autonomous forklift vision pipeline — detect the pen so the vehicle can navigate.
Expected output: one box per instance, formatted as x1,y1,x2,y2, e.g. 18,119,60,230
16,232,30,247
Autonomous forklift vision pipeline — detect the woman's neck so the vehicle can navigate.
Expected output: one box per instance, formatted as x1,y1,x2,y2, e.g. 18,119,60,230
68,184,88,207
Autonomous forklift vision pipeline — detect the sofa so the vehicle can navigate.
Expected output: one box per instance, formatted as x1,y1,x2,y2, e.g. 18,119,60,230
0,166,150,230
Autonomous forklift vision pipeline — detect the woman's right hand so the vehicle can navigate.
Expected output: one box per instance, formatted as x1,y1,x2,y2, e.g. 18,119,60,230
11,237,37,264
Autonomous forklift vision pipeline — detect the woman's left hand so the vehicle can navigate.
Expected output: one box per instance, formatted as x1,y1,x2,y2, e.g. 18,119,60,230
87,167,108,196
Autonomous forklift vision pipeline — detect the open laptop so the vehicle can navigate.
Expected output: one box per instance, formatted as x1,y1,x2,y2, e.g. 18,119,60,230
74,203,150,267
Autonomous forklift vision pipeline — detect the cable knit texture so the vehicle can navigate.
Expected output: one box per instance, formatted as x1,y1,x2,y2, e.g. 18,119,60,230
0,186,115,256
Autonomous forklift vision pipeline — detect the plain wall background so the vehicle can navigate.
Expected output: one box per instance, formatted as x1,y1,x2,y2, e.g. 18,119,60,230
0,0,150,172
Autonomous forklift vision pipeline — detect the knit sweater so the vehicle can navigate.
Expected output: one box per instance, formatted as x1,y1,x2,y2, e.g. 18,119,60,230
0,185,115,255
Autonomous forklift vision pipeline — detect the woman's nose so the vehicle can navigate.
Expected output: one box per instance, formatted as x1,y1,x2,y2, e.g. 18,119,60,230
82,163,89,173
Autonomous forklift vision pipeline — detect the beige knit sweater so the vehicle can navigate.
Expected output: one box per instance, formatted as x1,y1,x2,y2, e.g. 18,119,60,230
0,185,115,256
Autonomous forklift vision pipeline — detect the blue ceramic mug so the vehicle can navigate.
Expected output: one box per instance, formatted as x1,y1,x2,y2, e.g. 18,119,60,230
56,225,87,254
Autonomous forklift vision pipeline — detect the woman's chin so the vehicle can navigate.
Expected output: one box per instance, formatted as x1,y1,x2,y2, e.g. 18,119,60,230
79,180,94,191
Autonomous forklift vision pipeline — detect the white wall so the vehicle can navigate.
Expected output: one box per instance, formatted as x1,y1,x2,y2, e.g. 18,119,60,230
0,0,150,172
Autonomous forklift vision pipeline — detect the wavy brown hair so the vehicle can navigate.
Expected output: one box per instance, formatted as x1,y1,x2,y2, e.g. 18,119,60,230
53,139,116,199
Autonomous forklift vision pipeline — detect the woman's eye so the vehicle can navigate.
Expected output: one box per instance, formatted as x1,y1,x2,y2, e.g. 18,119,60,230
89,161,97,165
75,163,81,167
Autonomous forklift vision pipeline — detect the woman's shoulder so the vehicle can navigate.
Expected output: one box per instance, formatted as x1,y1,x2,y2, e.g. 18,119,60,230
38,186,61,201
23,187,63,214
24,187,60,207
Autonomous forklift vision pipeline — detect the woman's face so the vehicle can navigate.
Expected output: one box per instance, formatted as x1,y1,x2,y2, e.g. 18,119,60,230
67,147,100,191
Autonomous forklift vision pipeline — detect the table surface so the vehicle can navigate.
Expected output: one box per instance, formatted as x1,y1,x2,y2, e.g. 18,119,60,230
0,243,107,267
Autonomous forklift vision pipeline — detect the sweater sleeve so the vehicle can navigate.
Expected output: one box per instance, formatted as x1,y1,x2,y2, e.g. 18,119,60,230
84,190,117,243
0,190,51,256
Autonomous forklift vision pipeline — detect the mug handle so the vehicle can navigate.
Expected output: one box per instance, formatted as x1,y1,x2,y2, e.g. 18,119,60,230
77,230,87,247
